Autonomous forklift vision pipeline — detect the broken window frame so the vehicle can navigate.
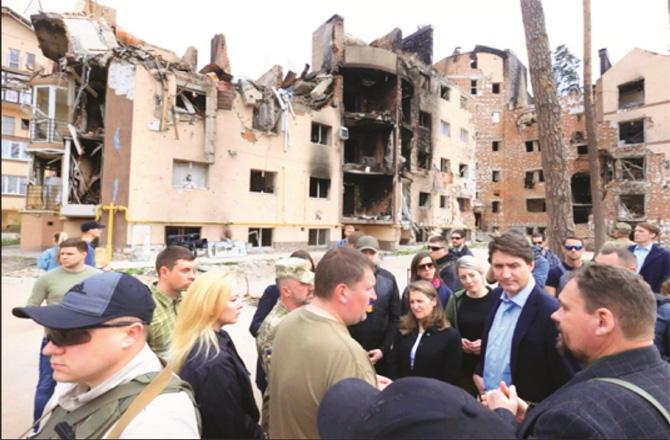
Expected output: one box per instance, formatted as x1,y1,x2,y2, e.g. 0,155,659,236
618,157,645,181
457,197,471,212
618,119,644,145
492,170,501,182
526,198,547,213
419,111,432,129
419,192,431,208
308,228,330,246
439,195,447,208
459,164,468,178
31,85,68,144
618,79,644,109
310,122,331,145
618,194,645,220
524,169,544,189
491,201,501,213
525,140,538,153
309,177,331,199
440,85,451,101
248,227,273,247
440,158,450,173
420,73,431,93
175,87,206,116
172,160,208,189
249,170,276,194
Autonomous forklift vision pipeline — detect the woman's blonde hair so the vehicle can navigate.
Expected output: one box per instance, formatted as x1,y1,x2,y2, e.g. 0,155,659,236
400,280,450,335
168,270,235,373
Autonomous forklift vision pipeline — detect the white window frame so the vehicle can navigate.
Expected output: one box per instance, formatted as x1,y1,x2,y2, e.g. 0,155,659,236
1,175,28,195
8,49,20,69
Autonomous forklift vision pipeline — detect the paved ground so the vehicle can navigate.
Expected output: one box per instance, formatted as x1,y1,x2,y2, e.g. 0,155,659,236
0,245,491,437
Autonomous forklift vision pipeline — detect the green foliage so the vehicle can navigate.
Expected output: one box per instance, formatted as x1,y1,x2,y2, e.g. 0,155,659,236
123,267,146,275
1,238,20,246
552,44,581,95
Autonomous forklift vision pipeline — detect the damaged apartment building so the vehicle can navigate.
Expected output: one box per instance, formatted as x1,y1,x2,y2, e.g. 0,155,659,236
435,45,669,246
20,6,475,252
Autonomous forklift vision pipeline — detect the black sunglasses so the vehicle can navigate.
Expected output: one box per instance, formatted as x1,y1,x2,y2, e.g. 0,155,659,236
564,245,583,251
450,236,463,240
417,263,434,270
45,321,146,347
428,246,444,251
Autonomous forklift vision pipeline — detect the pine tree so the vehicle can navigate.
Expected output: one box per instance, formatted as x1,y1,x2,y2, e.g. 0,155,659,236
553,44,581,95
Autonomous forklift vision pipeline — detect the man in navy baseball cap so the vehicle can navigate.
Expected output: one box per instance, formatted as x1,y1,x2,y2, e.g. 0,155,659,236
12,272,201,438
317,377,516,439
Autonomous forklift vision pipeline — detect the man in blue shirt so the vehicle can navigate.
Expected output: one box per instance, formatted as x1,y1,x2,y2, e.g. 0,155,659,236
80,220,105,268
474,232,571,403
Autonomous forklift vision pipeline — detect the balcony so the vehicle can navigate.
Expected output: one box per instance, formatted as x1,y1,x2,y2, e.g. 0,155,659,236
25,183,61,211
30,118,68,144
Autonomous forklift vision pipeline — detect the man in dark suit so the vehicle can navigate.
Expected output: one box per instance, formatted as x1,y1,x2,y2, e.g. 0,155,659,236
473,233,571,403
486,264,670,439
629,222,670,293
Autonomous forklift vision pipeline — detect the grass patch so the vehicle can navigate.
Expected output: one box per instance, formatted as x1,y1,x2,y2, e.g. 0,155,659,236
1,238,20,246
122,267,147,275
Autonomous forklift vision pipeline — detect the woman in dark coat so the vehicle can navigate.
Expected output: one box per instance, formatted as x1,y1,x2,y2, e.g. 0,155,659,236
389,280,462,384
401,252,453,315
170,271,263,439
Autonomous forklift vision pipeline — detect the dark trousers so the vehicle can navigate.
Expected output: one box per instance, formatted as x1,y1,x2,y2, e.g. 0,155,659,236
34,337,56,424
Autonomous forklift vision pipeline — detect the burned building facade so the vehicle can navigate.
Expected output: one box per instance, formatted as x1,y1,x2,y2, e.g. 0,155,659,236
20,8,475,253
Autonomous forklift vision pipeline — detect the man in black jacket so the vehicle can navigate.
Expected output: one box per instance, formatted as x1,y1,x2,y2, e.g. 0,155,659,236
428,235,462,291
486,264,670,439
348,235,401,375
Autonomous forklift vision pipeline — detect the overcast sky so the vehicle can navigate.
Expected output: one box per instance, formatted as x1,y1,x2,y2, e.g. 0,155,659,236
5,0,669,80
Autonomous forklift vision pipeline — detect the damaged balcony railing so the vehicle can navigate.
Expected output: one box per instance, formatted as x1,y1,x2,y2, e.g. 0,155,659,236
30,118,68,144
25,183,61,211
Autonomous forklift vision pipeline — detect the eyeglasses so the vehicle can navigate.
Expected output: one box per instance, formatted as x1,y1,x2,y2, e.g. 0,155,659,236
417,263,434,271
45,321,146,347
428,246,444,251
564,245,583,251
450,236,463,240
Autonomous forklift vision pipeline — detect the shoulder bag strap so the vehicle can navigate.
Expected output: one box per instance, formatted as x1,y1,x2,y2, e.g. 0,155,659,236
104,367,174,439
593,377,670,425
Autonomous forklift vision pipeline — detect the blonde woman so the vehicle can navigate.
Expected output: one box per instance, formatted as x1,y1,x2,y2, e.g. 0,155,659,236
388,280,461,384
169,271,263,439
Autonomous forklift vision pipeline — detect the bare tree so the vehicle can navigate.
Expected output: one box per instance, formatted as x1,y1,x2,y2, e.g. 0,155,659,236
520,0,575,253
583,0,607,251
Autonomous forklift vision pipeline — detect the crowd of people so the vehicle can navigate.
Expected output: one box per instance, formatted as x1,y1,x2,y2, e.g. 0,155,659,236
13,222,670,438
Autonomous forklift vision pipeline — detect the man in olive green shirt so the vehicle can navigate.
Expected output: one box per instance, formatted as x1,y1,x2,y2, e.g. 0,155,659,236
269,248,390,439
28,238,100,425
147,246,196,359
256,257,314,431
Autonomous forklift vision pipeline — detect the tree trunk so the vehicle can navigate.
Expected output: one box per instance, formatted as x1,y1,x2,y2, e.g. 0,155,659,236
520,0,576,254
583,0,607,251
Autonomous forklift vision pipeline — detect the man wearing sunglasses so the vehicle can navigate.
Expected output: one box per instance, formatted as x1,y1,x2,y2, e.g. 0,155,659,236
428,235,462,291
449,229,474,260
13,272,200,438
545,237,585,297
27,238,101,426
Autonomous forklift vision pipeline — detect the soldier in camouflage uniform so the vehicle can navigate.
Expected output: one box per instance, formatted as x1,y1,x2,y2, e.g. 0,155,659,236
256,257,314,432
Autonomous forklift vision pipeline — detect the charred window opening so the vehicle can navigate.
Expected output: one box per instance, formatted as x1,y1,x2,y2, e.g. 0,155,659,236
400,127,413,170
401,80,413,124
417,151,431,169
619,157,645,181
420,73,431,93
618,79,644,109
176,88,206,116
343,68,397,114
571,131,586,144
440,85,451,101
344,125,394,173
309,177,330,198
470,80,477,95
311,122,331,145
70,65,107,136
67,139,102,205
165,226,201,248
526,198,547,213
419,192,430,208
440,120,450,137
172,161,208,189
419,111,431,129
21,119,29,130
459,164,468,178
249,170,276,194
440,195,447,208
469,55,478,69
524,169,544,188
492,201,501,213
417,112,432,170
577,144,588,155
525,140,538,152
342,175,393,221
492,83,501,94
492,141,500,152
571,173,592,224
440,158,450,173
619,120,644,145
538,226,546,235
618,194,645,220
249,228,273,247
492,170,501,182
308,228,329,246
457,197,470,212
